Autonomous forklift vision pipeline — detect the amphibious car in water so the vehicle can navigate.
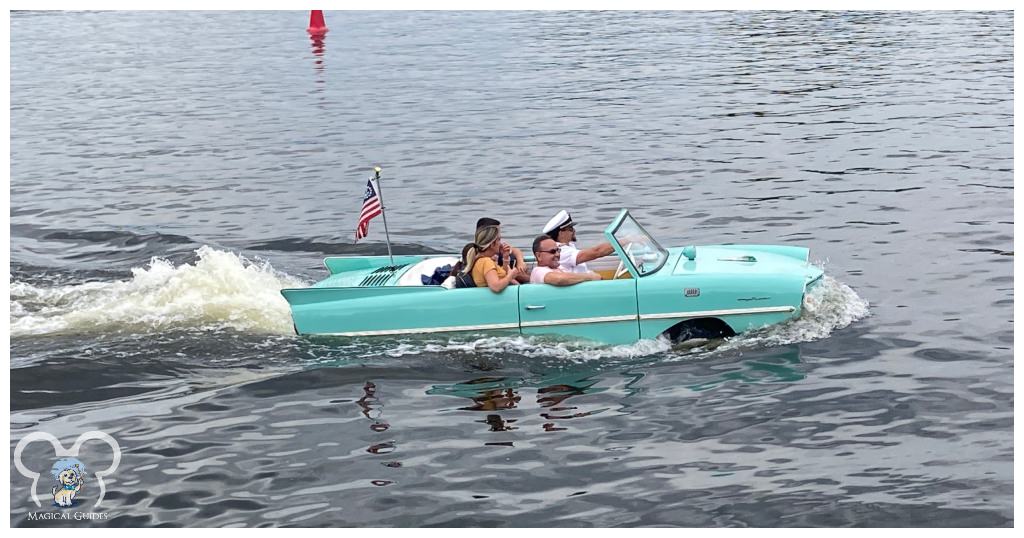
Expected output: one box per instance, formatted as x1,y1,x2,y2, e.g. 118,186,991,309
281,209,824,345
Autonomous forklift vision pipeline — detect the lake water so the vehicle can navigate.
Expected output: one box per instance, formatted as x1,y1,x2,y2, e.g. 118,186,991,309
9,10,1013,527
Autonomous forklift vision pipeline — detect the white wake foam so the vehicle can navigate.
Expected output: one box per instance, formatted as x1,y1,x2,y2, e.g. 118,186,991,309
719,274,871,350
377,334,675,363
9,246,307,337
10,251,869,359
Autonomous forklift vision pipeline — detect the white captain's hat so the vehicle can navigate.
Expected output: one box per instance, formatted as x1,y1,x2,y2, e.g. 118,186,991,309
542,210,578,235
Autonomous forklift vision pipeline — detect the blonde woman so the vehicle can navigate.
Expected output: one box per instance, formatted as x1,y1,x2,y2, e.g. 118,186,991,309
465,225,525,293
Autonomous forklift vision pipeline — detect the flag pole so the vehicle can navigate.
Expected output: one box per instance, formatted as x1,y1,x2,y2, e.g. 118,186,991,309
373,166,395,265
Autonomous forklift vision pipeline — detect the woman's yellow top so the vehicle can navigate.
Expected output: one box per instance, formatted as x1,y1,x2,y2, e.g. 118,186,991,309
471,257,507,287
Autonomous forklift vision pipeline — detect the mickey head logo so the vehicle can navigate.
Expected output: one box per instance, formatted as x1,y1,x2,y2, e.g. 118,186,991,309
13,431,121,508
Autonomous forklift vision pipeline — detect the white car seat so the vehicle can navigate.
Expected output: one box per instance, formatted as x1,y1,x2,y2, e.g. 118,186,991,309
396,256,460,286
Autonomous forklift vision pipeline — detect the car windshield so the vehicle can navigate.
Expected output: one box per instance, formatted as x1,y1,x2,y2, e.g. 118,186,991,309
610,213,669,276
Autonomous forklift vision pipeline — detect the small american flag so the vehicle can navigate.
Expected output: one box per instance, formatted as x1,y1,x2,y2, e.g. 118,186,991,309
355,179,382,241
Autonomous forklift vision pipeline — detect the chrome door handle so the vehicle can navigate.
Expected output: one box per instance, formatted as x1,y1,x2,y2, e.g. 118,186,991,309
525,305,546,310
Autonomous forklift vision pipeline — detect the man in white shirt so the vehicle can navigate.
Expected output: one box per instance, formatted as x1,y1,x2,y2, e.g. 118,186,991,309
529,236,601,285
541,210,616,273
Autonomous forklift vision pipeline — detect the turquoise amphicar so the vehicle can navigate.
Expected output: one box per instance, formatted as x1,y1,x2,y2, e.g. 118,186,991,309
281,209,825,345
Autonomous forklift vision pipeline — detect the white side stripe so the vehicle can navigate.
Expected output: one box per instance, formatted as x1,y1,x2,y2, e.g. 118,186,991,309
640,306,795,320
318,306,796,336
326,322,520,337
520,314,638,328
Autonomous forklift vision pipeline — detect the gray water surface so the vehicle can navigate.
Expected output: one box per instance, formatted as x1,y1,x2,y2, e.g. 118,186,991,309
9,11,1013,527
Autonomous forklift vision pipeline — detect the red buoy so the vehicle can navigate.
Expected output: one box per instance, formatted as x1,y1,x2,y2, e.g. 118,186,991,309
307,10,328,36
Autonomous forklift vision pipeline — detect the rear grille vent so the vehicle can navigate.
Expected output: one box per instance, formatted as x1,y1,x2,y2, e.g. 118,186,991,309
358,264,408,287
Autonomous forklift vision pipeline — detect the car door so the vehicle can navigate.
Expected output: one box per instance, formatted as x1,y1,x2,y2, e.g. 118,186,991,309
518,276,639,345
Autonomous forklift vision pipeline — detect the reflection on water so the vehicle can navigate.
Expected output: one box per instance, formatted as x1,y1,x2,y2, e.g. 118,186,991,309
456,377,523,412
310,35,325,74
310,33,326,60
428,370,609,438
8,333,1012,526
687,345,804,392
423,346,809,442
309,14,326,98
356,381,389,432
356,381,400,476
484,414,515,433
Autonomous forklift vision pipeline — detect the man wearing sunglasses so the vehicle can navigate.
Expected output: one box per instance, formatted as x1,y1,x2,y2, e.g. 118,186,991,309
530,236,601,286
541,210,616,274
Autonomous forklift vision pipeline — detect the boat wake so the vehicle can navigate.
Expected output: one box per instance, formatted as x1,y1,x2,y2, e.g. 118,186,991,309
714,274,871,352
11,247,868,363
374,334,675,363
9,246,306,337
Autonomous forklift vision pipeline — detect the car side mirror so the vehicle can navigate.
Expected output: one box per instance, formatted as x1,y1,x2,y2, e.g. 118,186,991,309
682,246,696,260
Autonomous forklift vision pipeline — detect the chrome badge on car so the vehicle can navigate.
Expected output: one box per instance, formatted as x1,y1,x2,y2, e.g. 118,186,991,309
684,288,700,297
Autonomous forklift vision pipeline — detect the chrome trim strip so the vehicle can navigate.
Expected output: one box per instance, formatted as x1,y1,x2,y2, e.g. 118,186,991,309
640,306,795,321
326,322,520,337
520,314,638,328
319,306,795,336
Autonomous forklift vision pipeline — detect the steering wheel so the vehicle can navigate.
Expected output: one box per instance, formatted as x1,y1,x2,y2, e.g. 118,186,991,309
614,242,636,279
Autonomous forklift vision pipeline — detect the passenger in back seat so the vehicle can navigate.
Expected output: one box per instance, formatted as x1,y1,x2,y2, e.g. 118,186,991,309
466,225,525,293
476,217,529,283
449,243,477,288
